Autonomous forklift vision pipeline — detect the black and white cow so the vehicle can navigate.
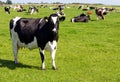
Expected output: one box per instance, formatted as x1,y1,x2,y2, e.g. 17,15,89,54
95,7,109,20
9,13,60,70
71,13,90,22
58,5,65,12
4,6,10,14
28,6,39,14
56,11,66,21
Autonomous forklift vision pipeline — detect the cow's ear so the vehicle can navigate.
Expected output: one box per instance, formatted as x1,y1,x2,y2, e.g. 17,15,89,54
45,19,48,22
44,16,48,22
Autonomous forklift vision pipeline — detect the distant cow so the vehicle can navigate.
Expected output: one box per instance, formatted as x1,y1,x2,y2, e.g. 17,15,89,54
89,6,95,10
4,6,10,14
13,5,23,11
71,13,90,22
78,5,83,10
52,7,59,10
9,13,60,70
82,5,89,11
95,7,109,20
28,6,38,14
56,11,66,21
52,5,64,12
17,9,26,12
58,5,65,11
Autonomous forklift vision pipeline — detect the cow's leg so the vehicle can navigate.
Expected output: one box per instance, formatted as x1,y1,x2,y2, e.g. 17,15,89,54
96,16,99,20
39,49,45,70
8,11,10,14
50,49,56,70
50,41,57,70
101,14,104,20
30,9,34,14
44,41,57,70
12,42,19,64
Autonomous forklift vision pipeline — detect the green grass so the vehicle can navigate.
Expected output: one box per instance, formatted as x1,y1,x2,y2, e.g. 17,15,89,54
0,5,120,82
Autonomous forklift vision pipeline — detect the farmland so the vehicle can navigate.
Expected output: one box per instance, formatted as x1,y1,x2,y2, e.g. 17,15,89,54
0,4,120,82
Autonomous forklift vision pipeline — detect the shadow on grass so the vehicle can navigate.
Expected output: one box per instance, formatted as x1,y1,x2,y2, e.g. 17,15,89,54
0,59,40,70
90,19,97,21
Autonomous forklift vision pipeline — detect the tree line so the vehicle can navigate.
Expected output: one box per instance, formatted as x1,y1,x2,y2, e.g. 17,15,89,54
0,0,12,4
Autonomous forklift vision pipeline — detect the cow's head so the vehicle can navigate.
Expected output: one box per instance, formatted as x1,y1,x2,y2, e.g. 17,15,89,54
47,13,59,41
48,13,59,33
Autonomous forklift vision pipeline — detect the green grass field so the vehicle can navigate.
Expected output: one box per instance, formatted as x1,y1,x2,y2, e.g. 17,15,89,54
0,5,120,82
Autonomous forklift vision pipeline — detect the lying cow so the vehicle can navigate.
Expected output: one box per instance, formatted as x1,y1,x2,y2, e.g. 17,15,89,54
9,13,60,70
17,8,26,12
71,13,90,22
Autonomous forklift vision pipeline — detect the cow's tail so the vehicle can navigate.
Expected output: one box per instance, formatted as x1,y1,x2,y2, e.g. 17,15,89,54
9,19,14,37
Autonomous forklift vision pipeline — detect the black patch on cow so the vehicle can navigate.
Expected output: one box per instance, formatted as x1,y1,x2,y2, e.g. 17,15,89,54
14,18,42,44
40,52,45,63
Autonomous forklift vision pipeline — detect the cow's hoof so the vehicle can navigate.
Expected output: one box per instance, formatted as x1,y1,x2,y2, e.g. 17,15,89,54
15,61,19,64
52,66,57,70
41,67,45,70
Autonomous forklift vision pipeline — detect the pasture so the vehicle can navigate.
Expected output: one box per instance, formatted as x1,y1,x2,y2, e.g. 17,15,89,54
0,4,120,82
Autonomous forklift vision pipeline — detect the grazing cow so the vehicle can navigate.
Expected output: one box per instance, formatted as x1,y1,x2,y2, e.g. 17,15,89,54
71,13,90,22
58,5,64,11
28,6,38,14
95,7,109,20
9,13,60,70
4,6,10,14
78,5,83,10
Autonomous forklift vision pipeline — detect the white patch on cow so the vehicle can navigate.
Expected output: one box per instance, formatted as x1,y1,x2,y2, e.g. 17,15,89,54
71,18,75,22
102,9,107,14
52,28,57,32
52,17,57,24
51,16,58,32
12,17,21,32
13,17,21,26
30,9,34,14
39,18,43,23
17,37,38,50
45,40,57,51
56,12,61,17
